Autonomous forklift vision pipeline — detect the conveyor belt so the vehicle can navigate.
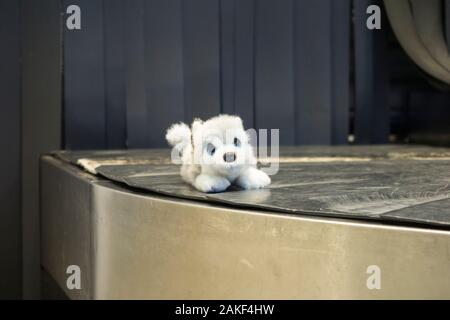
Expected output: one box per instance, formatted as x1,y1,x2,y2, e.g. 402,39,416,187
53,145,450,228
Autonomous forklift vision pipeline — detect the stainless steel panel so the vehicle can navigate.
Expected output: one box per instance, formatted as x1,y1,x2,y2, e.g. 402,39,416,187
40,156,99,299
41,155,450,299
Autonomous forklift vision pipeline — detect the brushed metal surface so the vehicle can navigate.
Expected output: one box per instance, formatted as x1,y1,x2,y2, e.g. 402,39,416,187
40,156,99,299
41,155,450,299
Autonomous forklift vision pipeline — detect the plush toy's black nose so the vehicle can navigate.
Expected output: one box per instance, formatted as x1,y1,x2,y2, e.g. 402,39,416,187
223,152,236,163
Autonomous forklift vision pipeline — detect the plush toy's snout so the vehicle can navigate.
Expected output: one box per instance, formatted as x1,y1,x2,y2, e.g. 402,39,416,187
223,152,236,163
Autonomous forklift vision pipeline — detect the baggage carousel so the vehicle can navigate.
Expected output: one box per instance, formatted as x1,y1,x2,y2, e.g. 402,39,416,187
40,146,450,299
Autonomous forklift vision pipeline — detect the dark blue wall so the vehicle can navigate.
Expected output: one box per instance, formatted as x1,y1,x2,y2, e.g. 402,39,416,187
63,0,352,149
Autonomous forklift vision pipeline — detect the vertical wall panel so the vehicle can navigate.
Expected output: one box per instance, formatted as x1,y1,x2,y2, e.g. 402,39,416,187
143,0,185,147
104,0,126,149
354,0,389,143
21,0,62,298
220,0,256,129
220,0,236,116
182,0,221,121
124,0,149,147
64,0,106,149
254,0,295,145
331,0,350,144
294,0,333,145
0,0,21,299
234,0,255,129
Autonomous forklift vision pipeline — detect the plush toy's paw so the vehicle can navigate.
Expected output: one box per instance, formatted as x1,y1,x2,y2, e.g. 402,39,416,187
236,167,271,190
194,174,231,193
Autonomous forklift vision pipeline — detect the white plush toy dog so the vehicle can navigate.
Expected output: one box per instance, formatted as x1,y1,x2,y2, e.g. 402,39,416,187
166,114,271,193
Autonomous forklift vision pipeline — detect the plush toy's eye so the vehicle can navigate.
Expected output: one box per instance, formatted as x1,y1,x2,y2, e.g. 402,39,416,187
234,137,241,147
206,143,216,156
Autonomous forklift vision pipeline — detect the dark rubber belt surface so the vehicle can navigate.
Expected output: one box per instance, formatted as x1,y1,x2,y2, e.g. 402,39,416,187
53,145,450,228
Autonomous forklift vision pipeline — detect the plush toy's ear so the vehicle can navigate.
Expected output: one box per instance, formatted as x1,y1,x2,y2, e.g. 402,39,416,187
192,118,203,140
191,118,203,135
190,118,204,163
232,115,243,129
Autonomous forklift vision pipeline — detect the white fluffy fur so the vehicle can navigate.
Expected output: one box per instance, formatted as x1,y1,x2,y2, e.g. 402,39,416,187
165,122,191,149
166,114,271,193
